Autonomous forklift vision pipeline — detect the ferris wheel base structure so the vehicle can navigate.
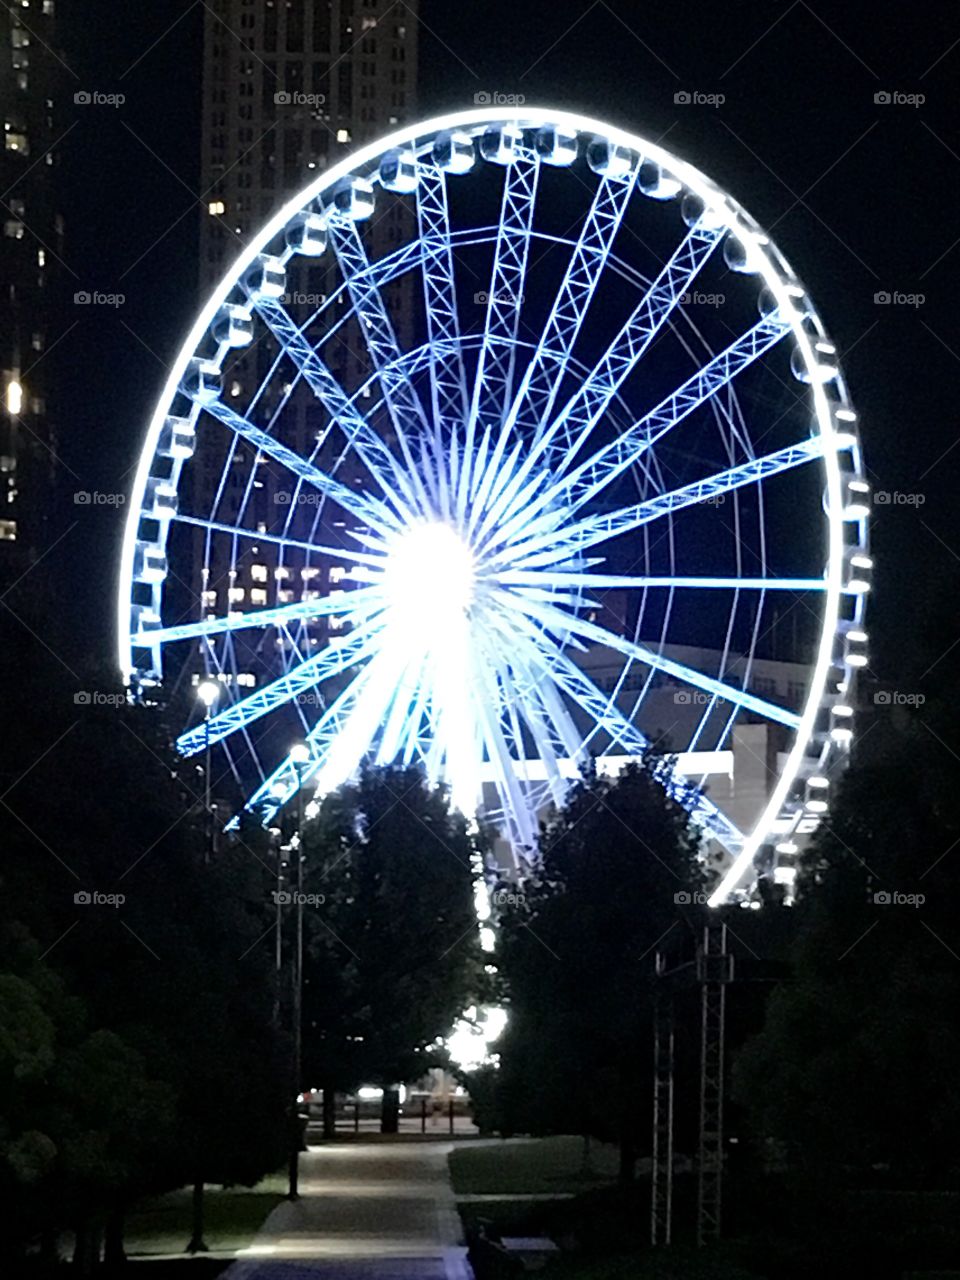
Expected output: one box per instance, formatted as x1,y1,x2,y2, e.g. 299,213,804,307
117,107,870,906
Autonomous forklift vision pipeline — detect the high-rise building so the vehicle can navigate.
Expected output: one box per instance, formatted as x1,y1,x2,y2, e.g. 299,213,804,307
200,0,418,286
0,0,64,587
189,1,419,710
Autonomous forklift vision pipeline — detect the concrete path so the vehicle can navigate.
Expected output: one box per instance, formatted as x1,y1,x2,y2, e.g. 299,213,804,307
225,1138,470,1280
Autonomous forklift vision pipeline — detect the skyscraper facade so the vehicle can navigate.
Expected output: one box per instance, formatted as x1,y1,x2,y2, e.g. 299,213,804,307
190,0,419,711
0,0,64,588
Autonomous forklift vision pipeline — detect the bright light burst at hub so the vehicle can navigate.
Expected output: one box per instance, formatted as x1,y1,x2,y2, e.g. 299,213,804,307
118,108,870,900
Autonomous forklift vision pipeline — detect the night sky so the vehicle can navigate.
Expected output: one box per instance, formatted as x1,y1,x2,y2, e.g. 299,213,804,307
53,0,958,675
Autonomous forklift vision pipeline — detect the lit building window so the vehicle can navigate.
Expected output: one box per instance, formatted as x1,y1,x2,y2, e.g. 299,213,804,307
5,129,30,155
329,566,346,584
5,380,23,415
228,587,245,603
275,566,290,580
251,564,268,582
251,588,267,604
336,128,351,143
4,220,24,239
0,519,17,541
202,590,218,607
208,199,226,215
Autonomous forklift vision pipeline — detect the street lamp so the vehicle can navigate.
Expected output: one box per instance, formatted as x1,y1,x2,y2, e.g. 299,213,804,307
186,678,221,1255
197,680,219,865
287,742,311,1201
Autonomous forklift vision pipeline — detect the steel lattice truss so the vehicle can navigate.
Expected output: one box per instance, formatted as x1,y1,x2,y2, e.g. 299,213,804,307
119,109,870,900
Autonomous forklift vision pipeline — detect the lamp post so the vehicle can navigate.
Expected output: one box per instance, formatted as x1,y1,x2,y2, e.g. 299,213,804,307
196,680,219,865
186,679,219,1255
287,743,311,1201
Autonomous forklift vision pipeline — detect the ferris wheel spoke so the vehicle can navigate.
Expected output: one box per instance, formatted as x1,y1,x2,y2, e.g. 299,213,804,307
506,590,801,731
376,653,430,766
327,217,438,508
535,219,726,475
478,614,576,783
499,570,828,592
417,163,470,514
494,435,825,569
486,312,793,555
309,646,413,799
504,606,746,854
176,625,381,756
234,660,380,827
472,648,540,854
133,587,380,648
459,144,541,521
476,220,724,545
200,397,403,537
562,312,793,506
174,512,387,570
470,165,639,533
506,669,571,811
488,607,600,771
254,297,424,520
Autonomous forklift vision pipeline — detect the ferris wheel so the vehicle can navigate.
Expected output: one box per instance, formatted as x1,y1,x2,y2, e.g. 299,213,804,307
118,107,870,903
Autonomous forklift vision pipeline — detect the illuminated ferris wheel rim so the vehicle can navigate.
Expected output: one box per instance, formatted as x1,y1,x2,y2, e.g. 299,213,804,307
118,106,870,904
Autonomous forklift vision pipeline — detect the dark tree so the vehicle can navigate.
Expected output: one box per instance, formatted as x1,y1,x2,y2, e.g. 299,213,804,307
0,614,287,1266
300,763,483,1132
494,754,707,1181
733,633,960,1187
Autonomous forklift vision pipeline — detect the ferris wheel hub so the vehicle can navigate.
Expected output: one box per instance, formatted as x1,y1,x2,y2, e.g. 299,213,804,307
384,520,476,625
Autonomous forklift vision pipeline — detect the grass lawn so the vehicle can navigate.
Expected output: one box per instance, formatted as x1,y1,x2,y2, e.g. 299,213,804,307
124,1173,287,1258
449,1136,621,1197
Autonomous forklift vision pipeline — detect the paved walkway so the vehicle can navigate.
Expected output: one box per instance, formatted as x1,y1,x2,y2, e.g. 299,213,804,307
225,1139,471,1280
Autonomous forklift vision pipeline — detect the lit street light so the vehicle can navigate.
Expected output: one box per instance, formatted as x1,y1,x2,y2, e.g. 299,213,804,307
197,679,219,865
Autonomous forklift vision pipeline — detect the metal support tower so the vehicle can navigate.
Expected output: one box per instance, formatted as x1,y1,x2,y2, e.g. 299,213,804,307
696,923,733,1245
